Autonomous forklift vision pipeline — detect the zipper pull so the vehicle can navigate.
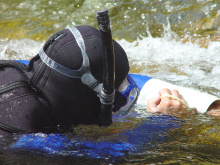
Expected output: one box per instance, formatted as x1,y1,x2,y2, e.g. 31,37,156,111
44,34,63,51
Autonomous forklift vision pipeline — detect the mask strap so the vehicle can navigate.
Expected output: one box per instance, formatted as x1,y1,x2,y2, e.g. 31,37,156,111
38,26,102,93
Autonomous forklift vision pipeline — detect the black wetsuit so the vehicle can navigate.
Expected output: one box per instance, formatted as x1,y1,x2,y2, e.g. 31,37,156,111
0,61,55,137
0,25,129,137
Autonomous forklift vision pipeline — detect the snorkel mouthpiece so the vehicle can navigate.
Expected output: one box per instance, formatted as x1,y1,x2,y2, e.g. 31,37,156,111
96,10,115,127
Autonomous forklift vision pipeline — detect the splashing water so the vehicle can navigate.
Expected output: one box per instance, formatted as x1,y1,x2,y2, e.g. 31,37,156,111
118,25,220,96
0,38,42,60
2,24,220,95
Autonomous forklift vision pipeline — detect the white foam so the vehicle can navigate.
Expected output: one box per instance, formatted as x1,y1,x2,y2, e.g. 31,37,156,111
0,38,42,60
117,29,220,93
1,28,220,95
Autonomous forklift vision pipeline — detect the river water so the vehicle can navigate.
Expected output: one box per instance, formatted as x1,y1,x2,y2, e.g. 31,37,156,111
0,0,220,164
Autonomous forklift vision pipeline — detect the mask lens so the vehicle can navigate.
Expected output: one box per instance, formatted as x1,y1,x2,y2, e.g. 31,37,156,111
113,75,139,115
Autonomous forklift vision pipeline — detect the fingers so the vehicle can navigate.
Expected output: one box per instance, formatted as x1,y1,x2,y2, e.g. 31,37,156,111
170,89,182,107
146,88,189,118
172,90,186,103
206,100,220,117
157,89,172,111
206,110,220,117
147,97,161,113
159,88,187,108
158,89,179,112
146,88,196,118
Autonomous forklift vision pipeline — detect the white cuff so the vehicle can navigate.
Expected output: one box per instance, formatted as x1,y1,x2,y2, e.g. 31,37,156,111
137,79,219,114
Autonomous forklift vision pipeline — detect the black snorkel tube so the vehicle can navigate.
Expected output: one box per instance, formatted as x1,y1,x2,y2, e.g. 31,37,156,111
96,10,115,127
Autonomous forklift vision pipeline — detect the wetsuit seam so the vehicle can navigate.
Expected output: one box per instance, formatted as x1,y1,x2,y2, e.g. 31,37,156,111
38,33,68,92
0,81,29,94
0,93,36,104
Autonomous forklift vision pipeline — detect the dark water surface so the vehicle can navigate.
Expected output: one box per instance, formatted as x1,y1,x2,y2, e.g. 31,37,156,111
0,0,220,164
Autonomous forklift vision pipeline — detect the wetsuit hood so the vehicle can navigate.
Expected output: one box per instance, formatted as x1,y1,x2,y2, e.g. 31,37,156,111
27,25,129,126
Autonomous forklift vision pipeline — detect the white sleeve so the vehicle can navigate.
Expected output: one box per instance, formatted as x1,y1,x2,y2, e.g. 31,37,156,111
137,79,220,114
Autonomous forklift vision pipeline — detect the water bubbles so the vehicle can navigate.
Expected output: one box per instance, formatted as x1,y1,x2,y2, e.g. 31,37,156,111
186,156,192,159
197,0,206,3
95,5,100,9
143,0,150,3
1,3,9,11
17,3,24,9
0,38,43,60
53,23,61,29
211,66,220,74
141,14,146,19
35,133,47,138
58,10,64,15
118,25,220,92
211,3,217,9
48,1,53,5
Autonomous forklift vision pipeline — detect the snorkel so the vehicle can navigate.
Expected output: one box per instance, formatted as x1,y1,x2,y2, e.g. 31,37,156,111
36,10,137,127
96,10,115,127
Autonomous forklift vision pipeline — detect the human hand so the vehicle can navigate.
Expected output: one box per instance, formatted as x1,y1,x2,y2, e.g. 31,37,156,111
206,100,220,117
147,88,197,117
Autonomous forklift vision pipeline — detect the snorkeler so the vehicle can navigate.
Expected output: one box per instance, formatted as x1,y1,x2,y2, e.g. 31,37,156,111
0,20,219,137
0,24,141,136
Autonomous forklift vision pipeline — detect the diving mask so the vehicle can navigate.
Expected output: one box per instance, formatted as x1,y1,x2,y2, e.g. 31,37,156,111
113,74,139,115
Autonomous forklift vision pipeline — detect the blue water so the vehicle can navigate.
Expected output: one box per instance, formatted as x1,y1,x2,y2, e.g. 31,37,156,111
9,115,182,162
